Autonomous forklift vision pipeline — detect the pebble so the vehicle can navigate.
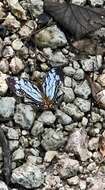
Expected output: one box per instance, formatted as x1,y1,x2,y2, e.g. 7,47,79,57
81,55,102,72
88,137,99,151
0,59,9,73
3,13,20,29
64,76,72,87
63,66,75,77
38,111,56,125
36,25,67,49
79,180,86,190
58,155,80,178
7,128,19,140
67,176,79,186
66,128,90,161
7,0,26,20
41,128,66,150
0,181,8,190
14,103,36,130
44,151,58,162
0,77,8,96
74,80,91,99
56,109,72,125
91,112,101,123
12,147,25,161
10,56,24,74
72,0,86,5
19,20,37,38
0,97,15,120
3,46,14,58
62,103,84,120
0,38,3,58
12,38,23,50
11,162,44,188
0,3,6,18
29,0,43,16
31,121,44,136
74,97,91,112
90,0,104,6
82,117,88,126
62,87,75,103
43,48,68,66
73,68,84,80
9,140,19,151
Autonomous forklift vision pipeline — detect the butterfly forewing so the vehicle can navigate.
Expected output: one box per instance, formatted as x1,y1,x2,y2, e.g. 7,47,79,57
42,68,61,101
6,77,43,105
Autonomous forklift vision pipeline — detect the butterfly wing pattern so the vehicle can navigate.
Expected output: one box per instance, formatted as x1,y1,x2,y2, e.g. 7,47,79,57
6,68,62,110
6,77,43,107
43,68,61,101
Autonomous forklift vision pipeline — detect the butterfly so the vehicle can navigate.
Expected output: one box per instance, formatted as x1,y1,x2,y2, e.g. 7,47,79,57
6,68,63,110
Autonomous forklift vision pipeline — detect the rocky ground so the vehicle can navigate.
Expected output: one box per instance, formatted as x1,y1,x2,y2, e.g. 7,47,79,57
0,0,105,190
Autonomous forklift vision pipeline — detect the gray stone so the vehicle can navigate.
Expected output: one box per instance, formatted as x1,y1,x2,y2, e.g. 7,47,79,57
3,46,14,58
3,13,20,29
9,140,19,151
74,80,91,99
63,66,75,77
19,20,37,38
14,103,36,130
0,38,3,58
56,109,72,125
58,155,80,178
72,0,86,5
73,68,84,80
0,181,8,190
88,137,99,151
12,38,23,50
41,128,66,150
0,59,9,73
7,0,26,20
90,0,104,6
64,76,72,87
62,103,84,120
87,174,105,190
43,48,67,66
66,128,90,161
13,147,25,161
91,112,101,123
74,97,91,112
0,97,15,120
81,55,102,72
0,76,8,96
62,87,75,103
0,3,6,18
38,111,56,125
67,176,79,186
7,128,19,140
10,56,24,74
44,151,58,162
11,162,44,188
30,0,43,16
36,25,67,49
31,121,44,136
79,180,86,190
87,162,96,172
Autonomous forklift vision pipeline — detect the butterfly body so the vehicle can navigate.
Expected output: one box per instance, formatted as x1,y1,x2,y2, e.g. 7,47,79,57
6,68,62,110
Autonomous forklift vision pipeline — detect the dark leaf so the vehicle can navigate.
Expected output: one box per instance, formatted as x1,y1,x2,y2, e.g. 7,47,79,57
44,0,105,39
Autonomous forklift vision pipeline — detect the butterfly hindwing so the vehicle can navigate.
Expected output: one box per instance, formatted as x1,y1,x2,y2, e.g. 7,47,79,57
42,68,61,101
6,77,43,106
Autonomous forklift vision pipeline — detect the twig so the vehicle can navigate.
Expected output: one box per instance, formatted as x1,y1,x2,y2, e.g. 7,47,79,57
0,127,11,185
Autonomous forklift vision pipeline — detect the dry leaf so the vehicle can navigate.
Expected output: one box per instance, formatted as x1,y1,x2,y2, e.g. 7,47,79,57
99,136,105,157
44,0,105,39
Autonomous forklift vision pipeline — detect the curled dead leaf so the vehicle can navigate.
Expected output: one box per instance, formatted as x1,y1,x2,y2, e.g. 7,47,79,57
99,136,105,157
